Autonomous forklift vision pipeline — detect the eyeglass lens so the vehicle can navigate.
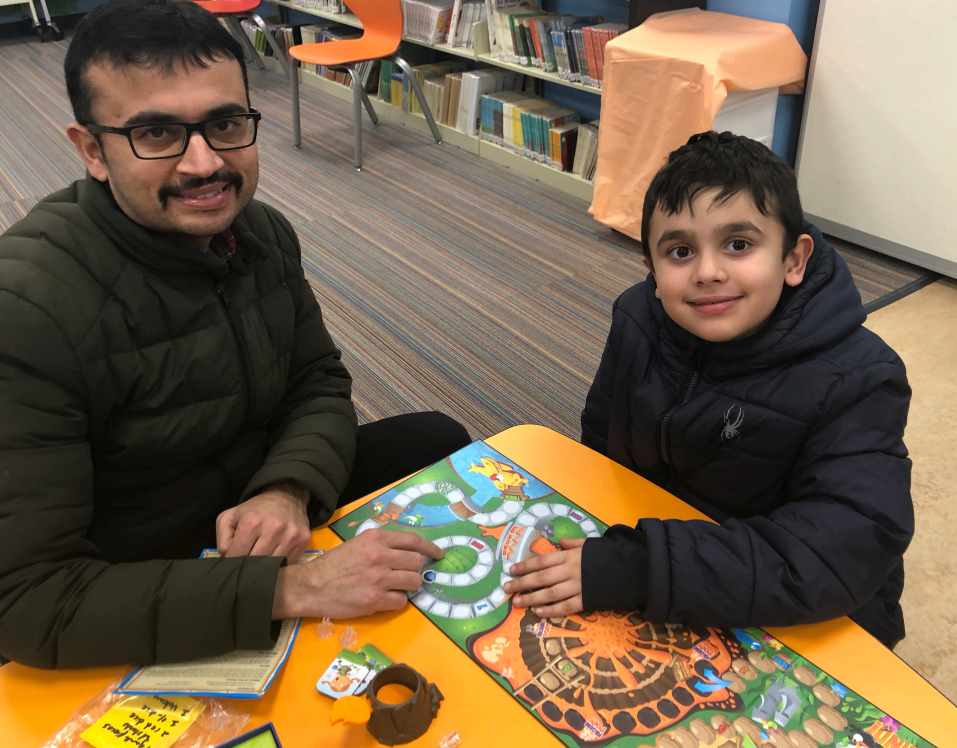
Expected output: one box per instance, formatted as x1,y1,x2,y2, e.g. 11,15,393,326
129,115,256,158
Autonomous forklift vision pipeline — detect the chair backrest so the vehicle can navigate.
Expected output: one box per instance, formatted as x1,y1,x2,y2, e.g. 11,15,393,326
346,0,404,48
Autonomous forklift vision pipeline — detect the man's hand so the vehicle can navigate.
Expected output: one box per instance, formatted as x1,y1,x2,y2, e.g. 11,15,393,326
216,482,311,562
504,537,586,618
271,530,444,620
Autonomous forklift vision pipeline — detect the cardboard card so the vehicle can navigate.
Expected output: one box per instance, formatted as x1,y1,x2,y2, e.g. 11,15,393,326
316,645,394,699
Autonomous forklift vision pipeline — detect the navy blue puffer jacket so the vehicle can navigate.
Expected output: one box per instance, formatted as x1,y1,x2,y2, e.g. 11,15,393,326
580,225,913,647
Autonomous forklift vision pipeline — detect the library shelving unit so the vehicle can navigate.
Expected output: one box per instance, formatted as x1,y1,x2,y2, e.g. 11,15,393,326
264,0,599,201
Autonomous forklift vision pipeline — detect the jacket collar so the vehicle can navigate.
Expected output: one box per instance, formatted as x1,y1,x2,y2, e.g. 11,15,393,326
78,173,269,278
644,223,866,379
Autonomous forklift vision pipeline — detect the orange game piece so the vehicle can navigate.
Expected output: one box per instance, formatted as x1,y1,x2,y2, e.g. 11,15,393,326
329,695,372,726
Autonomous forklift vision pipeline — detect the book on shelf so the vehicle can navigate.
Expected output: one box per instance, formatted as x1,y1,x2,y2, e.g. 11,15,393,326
291,0,347,11
297,23,377,89
401,0,456,45
482,0,528,59
480,90,527,145
238,20,295,64
525,105,580,162
546,19,623,88
548,121,579,172
456,68,523,135
447,0,487,49
572,120,599,180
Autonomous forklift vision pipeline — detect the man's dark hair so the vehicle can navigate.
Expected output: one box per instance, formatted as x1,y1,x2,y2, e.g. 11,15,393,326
64,0,249,126
640,131,804,262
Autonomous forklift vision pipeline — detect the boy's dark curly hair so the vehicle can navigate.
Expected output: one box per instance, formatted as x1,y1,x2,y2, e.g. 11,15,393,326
641,131,804,261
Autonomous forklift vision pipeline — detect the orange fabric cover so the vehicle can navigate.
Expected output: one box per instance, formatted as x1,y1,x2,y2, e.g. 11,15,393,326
589,10,807,242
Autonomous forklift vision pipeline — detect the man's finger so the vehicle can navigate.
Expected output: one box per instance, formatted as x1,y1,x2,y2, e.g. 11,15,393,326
509,550,568,577
533,595,584,619
379,591,410,612
382,530,444,559
385,549,426,572
386,570,425,592
249,533,283,557
215,510,238,554
224,517,262,557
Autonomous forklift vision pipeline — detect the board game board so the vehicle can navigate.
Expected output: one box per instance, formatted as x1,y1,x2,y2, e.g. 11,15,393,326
331,441,935,748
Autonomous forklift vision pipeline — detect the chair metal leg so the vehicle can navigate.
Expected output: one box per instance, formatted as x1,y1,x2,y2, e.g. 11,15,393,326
291,58,301,149
248,13,289,76
224,16,265,72
394,56,442,145
358,83,378,126
344,65,364,171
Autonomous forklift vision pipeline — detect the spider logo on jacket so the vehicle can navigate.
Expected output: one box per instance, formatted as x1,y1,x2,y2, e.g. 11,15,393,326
721,406,745,441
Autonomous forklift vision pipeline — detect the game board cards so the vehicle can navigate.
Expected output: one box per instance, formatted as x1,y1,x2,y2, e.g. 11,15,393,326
316,644,393,699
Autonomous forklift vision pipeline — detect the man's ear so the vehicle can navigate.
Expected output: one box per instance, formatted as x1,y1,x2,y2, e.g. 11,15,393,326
783,234,814,287
66,124,109,181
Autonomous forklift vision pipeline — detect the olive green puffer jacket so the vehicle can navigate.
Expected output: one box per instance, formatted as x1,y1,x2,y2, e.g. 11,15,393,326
0,175,358,668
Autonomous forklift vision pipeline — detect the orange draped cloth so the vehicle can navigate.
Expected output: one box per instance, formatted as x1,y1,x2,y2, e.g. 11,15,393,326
589,9,807,241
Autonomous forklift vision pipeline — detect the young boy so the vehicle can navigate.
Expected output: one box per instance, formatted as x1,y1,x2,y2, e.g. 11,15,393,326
504,131,913,648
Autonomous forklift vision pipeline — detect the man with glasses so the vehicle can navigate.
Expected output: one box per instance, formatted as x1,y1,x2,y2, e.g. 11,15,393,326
0,0,469,669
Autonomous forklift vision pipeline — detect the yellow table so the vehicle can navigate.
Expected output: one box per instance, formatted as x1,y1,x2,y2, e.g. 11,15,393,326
2,425,953,747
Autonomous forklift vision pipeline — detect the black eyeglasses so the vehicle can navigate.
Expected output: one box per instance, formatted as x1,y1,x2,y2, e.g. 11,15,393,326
84,110,262,160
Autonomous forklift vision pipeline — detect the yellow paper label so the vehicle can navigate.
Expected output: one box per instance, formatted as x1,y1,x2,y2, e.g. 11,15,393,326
80,695,205,748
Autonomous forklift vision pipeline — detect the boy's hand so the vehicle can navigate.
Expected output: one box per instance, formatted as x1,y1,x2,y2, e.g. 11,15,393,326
503,537,586,618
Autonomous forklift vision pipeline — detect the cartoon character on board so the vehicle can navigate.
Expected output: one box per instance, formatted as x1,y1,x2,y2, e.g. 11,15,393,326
469,457,530,498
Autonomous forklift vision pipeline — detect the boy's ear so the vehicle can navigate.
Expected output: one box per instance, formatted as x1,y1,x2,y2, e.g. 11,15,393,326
783,234,814,287
642,256,660,298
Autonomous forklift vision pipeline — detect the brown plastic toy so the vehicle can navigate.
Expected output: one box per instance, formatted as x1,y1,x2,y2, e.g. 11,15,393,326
365,663,443,746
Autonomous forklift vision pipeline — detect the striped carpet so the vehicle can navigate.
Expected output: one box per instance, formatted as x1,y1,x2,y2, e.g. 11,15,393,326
0,33,935,440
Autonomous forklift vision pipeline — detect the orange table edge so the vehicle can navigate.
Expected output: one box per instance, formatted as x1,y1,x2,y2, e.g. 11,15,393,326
0,425,953,747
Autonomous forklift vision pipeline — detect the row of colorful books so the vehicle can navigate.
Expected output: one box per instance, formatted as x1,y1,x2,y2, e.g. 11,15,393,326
238,20,295,63
478,92,597,177
446,1,487,49
489,7,625,89
552,24,625,87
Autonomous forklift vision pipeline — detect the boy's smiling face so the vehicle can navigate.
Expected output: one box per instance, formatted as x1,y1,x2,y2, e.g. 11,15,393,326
645,188,814,343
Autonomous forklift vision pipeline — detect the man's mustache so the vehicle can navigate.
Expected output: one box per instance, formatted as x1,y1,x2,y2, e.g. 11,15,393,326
158,172,243,208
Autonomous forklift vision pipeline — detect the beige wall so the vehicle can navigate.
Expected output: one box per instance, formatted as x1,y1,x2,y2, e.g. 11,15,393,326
796,0,957,277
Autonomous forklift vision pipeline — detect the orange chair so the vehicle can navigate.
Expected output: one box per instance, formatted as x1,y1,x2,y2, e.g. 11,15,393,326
288,0,442,171
195,0,290,77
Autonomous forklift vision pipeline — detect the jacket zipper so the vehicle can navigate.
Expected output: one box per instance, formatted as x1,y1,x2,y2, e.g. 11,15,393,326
657,349,705,490
215,281,254,431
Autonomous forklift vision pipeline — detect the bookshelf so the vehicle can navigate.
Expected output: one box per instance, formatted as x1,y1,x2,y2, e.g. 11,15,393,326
266,0,606,94
261,55,596,201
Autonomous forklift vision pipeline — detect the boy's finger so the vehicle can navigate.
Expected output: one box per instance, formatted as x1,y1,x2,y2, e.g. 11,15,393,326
533,595,584,619
559,537,587,549
508,550,567,576
504,566,568,594
513,581,580,609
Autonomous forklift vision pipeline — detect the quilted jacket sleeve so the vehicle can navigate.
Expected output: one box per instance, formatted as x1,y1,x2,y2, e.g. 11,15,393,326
0,289,284,669
581,296,624,454
240,213,359,523
584,358,914,641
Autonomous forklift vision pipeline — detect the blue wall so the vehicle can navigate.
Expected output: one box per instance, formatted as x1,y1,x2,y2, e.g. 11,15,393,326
705,0,819,163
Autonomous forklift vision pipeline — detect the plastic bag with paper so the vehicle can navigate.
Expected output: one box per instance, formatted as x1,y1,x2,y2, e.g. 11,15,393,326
40,672,250,748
